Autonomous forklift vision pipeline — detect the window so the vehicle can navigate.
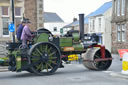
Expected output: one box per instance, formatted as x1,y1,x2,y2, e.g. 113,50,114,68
89,20,91,31
39,17,43,21
117,0,120,16
39,10,42,14
92,20,95,30
98,18,101,31
90,19,95,32
117,24,126,42
117,25,121,41
121,0,125,16
53,27,57,32
15,18,22,28
2,6,9,16
39,4,43,8
99,36,103,44
122,24,126,42
115,0,117,15
15,7,21,16
2,18,9,36
127,0,128,12
60,28,63,33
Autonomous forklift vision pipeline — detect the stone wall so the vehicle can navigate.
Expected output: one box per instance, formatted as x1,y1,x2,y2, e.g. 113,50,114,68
36,0,44,28
111,23,128,53
24,0,37,30
111,0,128,53
24,0,44,30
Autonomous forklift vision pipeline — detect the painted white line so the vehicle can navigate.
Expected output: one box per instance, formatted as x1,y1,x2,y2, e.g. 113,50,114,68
110,72,128,79
102,71,113,73
102,71,128,79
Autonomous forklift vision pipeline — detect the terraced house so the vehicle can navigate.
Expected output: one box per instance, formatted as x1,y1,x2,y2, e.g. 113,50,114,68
0,0,44,42
88,1,112,52
111,0,128,53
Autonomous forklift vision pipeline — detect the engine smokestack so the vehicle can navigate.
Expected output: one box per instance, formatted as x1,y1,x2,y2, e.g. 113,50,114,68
79,14,84,41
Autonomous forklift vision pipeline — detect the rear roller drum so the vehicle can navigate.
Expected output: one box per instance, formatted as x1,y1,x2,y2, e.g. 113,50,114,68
82,48,112,70
28,42,61,75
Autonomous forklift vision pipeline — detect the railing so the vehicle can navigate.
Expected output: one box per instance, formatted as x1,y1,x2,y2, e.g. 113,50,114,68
0,44,7,57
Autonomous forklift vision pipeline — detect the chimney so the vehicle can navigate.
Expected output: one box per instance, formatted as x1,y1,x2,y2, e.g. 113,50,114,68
79,14,84,41
73,18,77,22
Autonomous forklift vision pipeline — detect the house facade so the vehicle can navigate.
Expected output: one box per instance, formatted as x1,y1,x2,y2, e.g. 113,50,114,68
88,1,112,51
0,0,24,41
0,0,44,42
44,12,66,36
111,0,128,53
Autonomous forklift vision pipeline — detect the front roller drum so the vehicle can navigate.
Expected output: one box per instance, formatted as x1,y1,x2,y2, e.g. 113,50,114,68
28,42,61,75
82,48,112,70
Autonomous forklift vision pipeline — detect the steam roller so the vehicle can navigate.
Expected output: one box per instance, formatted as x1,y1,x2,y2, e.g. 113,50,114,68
0,14,112,76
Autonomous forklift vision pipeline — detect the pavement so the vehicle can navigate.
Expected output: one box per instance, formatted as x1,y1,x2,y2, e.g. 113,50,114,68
108,54,128,79
110,72,128,79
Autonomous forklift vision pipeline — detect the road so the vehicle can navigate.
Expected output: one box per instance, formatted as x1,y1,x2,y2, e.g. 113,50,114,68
0,54,128,85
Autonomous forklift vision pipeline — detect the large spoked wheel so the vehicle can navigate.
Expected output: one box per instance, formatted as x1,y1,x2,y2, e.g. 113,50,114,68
28,42,61,75
93,50,112,70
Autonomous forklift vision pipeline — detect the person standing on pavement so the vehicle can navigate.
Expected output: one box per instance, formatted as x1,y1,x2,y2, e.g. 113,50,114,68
21,18,34,49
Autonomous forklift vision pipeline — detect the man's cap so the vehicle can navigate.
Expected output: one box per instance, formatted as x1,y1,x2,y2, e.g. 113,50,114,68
22,18,31,23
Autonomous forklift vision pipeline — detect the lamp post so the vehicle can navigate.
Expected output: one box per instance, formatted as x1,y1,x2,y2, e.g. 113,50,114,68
11,0,15,43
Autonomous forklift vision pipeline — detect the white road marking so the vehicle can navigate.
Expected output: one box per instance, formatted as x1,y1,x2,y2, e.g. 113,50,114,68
102,71,113,73
102,71,128,79
110,72,128,79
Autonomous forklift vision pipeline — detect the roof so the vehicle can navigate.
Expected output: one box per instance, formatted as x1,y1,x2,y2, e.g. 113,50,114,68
63,1,112,28
89,1,112,17
63,13,93,28
63,21,79,28
84,12,94,24
44,12,64,23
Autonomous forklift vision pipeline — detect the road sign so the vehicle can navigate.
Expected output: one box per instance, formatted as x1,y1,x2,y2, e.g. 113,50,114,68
118,49,128,58
8,23,15,32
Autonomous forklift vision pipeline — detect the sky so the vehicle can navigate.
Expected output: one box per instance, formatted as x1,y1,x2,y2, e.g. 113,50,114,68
44,0,112,23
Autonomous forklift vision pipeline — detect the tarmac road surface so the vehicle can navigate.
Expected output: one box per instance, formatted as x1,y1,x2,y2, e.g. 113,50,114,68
0,54,128,85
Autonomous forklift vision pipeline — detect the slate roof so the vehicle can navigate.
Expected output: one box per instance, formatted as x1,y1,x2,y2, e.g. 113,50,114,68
63,13,93,28
63,20,79,28
44,12,64,23
89,1,112,17
63,1,112,28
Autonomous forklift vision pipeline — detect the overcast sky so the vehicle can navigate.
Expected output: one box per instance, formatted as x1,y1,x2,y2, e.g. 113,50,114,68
44,0,112,23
